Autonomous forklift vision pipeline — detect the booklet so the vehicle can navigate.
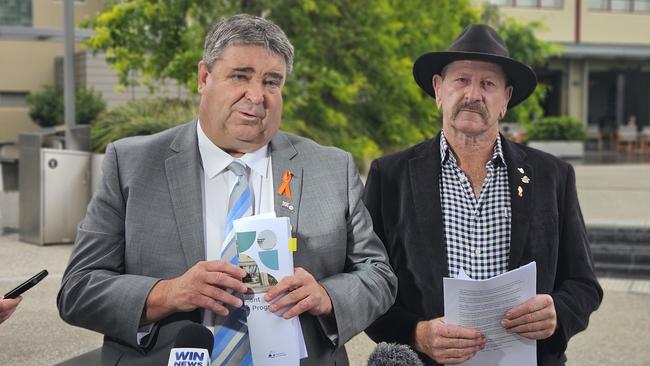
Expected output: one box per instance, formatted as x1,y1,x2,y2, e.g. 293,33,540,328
443,262,537,366
234,214,307,365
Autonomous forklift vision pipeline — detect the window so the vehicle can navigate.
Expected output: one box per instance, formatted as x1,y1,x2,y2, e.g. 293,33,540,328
589,0,650,11
489,0,563,8
540,0,563,7
0,0,32,26
611,0,632,10
0,92,29,108
634,0,650,10
589,0,609,9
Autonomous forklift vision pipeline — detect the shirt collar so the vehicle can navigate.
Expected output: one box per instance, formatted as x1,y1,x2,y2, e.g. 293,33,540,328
197,121,270,179
440,131,507,167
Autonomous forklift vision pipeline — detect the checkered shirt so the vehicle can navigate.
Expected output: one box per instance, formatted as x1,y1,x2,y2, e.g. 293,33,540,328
440,132,511,280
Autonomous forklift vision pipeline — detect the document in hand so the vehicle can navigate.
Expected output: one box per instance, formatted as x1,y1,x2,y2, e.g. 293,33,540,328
443,262,537,366
234,214,307,366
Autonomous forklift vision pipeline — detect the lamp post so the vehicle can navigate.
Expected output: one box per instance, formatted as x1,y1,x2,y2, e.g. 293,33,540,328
63,0,80,150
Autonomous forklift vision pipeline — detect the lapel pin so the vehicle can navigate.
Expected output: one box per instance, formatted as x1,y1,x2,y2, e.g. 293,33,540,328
521,175,530,184
277,170,293,199
517,186,523,197
281,200,294,211
517,168,524,174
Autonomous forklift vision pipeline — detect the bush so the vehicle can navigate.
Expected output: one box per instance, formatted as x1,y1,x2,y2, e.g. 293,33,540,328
27,85,106,127
91,98,196,153
525,116,587,141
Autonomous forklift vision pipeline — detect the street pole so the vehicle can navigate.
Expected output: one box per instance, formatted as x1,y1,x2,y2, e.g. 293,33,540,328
63,0,79,150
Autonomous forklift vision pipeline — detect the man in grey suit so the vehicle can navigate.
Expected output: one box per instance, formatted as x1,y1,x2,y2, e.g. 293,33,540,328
58,14,396,365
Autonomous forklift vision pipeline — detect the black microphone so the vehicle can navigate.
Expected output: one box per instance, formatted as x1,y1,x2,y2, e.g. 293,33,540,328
167,323,214,366
367,342,424,366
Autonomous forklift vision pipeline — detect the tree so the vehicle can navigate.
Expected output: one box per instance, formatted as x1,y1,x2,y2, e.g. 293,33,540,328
270,0,478,167
84,1,553,169
85,0,477,168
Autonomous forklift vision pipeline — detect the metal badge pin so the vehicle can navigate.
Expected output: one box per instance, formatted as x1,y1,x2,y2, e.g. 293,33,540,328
517,168,525,174
281,200,294,211
517,186,523,197
521,175,530,184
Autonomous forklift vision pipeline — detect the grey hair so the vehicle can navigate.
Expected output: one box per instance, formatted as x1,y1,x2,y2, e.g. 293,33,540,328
202,14,294,75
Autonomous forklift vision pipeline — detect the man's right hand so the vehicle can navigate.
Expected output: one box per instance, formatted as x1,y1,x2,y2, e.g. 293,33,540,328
142,260,248,324
414,317,485,365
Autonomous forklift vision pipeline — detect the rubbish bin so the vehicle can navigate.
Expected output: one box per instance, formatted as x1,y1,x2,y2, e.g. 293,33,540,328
0,142,20,233
19,129,91,245
0,142,19,191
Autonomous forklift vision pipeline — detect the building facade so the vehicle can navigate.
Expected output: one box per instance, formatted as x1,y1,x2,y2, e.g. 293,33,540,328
0,0,189,142
0,0,105,141
486,0,650,134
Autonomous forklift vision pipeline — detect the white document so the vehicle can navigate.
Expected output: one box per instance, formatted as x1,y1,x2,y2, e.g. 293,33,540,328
443,262,537,366
234,215,307,365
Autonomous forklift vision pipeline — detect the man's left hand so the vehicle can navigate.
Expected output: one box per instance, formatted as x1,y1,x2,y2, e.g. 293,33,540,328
264,267,332,319
501,294,557,340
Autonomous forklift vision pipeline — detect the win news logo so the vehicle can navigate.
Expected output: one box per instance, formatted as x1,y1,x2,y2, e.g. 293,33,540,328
168,349,210,366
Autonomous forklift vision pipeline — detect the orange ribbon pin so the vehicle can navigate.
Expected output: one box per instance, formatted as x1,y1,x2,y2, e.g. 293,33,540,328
277,170,292,199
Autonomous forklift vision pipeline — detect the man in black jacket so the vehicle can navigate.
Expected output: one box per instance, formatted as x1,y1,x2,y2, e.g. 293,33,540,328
363,24,602,365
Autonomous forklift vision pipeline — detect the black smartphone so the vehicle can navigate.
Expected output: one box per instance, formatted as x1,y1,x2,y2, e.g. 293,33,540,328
3,269,49,299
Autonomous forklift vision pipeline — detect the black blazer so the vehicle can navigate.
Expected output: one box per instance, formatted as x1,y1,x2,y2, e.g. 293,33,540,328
363,134,603,366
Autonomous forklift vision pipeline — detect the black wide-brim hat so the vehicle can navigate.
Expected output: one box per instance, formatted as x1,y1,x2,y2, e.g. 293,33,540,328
413,24,537,108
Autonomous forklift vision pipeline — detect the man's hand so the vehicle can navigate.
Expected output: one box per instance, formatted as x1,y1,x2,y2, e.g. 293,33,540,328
501,294,557,340
143,260,248,324
264,267,332,319
414,317,485,365
0,297,22,323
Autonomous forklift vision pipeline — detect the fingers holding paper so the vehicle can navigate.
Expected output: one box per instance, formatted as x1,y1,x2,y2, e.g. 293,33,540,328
414,317,486,365
143,260,248,323
501,294,557,340
264,267,333,319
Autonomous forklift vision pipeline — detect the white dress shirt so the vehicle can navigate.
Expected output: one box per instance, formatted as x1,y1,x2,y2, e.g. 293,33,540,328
197,121,275,259
197,121,275,329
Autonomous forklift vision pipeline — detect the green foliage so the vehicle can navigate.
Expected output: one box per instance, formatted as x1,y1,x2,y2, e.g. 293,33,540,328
27,85,62,128
274,0,479,169
525,116,587,141
83,1,554,170
91,98,196,153
83,0,221,91
27,85,106,128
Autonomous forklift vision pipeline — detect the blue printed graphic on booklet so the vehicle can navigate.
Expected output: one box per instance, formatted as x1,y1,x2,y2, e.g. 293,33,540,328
234,214,307,365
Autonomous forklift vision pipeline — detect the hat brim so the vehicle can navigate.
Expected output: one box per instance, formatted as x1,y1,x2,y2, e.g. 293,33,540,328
413,51,538,108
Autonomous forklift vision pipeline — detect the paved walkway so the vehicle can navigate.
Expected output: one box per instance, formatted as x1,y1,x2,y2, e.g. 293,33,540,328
572,164,650,228
0,163,648,365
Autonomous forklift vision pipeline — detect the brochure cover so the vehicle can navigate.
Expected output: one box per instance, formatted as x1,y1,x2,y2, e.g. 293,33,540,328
234,215,306,365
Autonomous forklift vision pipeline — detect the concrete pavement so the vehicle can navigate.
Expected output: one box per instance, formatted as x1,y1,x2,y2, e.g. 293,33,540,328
573,164,650,228
1,163,649,365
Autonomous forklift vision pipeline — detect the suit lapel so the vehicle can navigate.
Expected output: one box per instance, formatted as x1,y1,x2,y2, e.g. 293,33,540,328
270,132,302,236
165,120,205,267
409,136,449,294
502,137,534,270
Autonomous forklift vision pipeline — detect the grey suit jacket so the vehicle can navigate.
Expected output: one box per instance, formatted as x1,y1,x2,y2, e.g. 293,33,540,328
57,120,397,365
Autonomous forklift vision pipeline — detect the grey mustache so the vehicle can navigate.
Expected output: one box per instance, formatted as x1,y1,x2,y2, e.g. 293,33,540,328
452,101,489,121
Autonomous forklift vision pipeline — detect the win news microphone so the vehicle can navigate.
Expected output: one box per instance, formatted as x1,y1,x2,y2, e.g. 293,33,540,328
167,323,214,366
367,342,424,366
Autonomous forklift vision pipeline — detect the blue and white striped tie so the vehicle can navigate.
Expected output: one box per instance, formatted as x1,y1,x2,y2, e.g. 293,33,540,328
212,160,253,366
